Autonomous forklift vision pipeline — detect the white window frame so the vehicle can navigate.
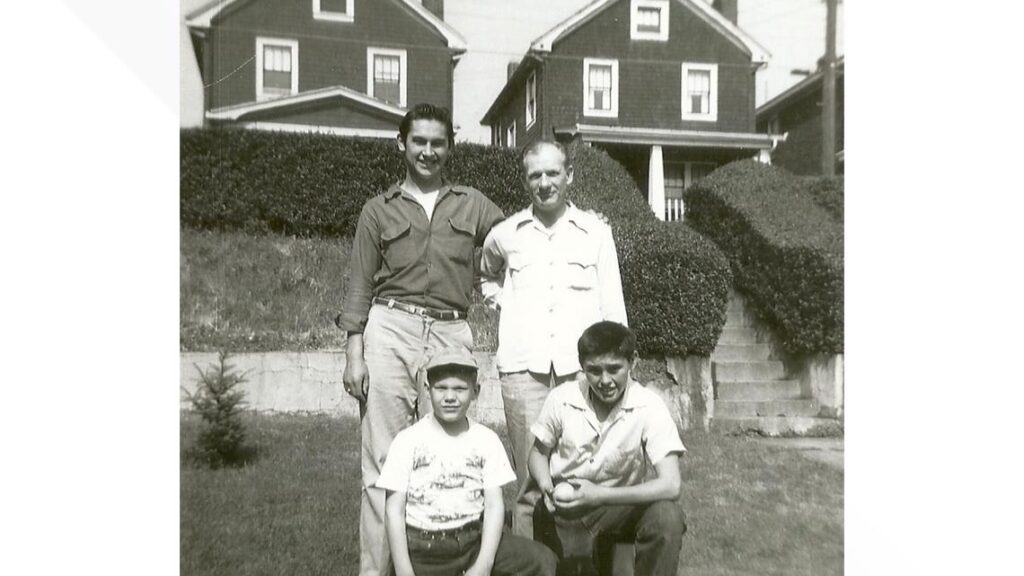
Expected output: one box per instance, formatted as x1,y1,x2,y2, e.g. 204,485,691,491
506,120,516,148
631,0,669,41
256,37,299,101
680,62,718,122
366,47,407,107
313,0,354,23
525,72,537,129
583,58,619,118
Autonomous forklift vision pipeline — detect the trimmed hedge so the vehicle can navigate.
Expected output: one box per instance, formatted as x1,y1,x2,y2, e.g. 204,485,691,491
181,128,731,357
684,160,843,355
804,176,844,223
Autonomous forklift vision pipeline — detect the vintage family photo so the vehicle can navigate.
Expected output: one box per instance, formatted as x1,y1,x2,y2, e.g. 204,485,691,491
179,1,844,574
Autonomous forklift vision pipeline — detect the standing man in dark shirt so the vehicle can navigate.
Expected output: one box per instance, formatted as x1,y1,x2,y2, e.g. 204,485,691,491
337,103,504,576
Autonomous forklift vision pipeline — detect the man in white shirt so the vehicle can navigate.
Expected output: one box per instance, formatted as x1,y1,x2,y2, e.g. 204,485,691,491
480,140,628,538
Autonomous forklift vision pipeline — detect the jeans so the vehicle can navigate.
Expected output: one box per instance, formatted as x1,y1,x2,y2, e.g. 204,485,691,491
500,370,579,538
359,304,474,576
533,499,686,576
403,523,557,576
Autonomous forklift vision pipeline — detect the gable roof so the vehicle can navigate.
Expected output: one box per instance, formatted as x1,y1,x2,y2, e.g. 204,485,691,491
185,0,467,52
756,56,844,120
206,84,407,122
530,0,769,63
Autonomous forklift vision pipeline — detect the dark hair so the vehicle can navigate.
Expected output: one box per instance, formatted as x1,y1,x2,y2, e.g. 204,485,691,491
426,364,479,388
398,103,455,146
577,321,636,363
520,139,571,170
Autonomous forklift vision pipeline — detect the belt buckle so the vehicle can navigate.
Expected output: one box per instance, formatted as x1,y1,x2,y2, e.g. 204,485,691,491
386,299,395,310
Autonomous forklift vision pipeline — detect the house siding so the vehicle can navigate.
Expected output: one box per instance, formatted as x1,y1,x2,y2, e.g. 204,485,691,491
205,0,453,111
757,75,844,175
541,0,756,133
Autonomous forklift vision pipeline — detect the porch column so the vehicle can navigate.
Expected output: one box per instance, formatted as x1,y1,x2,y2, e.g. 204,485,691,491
648,145,665,221
757,148,772,164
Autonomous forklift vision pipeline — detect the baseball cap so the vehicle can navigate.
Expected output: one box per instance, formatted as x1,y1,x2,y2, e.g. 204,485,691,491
424,345,478,372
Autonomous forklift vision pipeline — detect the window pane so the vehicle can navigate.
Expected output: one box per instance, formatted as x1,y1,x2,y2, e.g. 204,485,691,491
664,165,685,199
265,70,291,90
687,69,710,114
637,7,661,32
320,0,347,13
373,54,401,104
375,81,399,105
589,64,612,110
264,46,292,72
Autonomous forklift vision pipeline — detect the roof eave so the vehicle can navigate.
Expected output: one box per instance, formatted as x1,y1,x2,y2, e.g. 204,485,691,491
556,123,779,150
480,54,543,125
207,86,407,122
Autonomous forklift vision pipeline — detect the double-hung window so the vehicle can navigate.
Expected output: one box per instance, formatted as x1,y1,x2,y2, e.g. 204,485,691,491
367,48,407,107
680,63,717,121
313,0,354,22
256,38,299,101
631,0,669,41
525,72,537,129
506,121,516,148
583,58,618,118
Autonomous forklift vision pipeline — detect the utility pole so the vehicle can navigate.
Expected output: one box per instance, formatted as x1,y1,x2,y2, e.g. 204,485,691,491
821,0,838,176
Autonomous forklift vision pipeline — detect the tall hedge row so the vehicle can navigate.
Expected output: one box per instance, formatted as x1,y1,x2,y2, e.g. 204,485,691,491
181,128,730,357
684,160,843,355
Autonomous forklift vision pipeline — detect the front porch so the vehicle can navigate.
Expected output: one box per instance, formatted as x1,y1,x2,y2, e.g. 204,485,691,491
555,124,782,222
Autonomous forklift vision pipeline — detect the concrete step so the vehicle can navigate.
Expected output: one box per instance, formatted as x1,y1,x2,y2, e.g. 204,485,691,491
718,327,759,345
714,399,820,418
711,416,843,437
714,360,785,382
716,380,802,401
724,306,758,328
711,343,771,362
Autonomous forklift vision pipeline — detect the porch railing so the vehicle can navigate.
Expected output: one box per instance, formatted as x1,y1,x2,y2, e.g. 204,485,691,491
664,198,685,222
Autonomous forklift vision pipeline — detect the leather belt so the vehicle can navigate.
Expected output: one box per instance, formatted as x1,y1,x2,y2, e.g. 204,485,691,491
372,297,466,321
406,520,482,541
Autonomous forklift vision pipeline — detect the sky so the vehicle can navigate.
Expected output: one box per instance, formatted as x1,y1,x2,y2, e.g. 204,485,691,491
180,0,844,142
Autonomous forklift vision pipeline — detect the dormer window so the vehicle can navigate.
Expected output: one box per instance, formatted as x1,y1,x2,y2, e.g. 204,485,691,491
631,0,669,41
313,0,353,23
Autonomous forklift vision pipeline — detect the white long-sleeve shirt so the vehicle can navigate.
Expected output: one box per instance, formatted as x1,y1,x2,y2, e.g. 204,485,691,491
480,204,628,376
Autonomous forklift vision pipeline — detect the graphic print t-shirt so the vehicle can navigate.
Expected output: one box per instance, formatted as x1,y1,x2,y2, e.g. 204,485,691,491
376,415,516,531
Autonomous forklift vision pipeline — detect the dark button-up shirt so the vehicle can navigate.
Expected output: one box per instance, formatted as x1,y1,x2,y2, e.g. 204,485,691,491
339,182,504,333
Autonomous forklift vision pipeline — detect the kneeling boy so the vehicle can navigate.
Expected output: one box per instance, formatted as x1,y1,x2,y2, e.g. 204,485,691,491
377,345,557,576
529,321,686,576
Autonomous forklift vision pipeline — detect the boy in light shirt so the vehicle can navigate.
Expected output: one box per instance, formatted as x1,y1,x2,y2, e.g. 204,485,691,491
377,345,557,576
529,322,686,576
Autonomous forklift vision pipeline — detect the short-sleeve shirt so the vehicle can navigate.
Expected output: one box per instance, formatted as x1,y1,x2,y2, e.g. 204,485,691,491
377,414,516,531
530,378,686,487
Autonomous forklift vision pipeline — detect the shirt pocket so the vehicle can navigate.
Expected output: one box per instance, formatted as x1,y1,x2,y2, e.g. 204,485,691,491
442,216,476,266
508,251,543,290
381,221,415,272
566,246,599,291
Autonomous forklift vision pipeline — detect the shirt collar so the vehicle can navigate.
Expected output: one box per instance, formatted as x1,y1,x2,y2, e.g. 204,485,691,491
512,202,593,233
383,178,462,201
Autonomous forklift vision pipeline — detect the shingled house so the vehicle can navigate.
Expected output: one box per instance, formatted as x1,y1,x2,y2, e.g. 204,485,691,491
185,0,465,137
481,0,780,221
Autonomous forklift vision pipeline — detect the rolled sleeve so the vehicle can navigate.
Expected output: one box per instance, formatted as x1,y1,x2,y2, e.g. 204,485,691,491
642,401,686,466
482,432,517,488
529,393,561,449
339,203,381,333
598,225,628,326
479,228,506,310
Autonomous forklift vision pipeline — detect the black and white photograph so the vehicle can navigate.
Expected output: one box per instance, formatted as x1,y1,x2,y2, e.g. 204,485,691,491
178,1,844,574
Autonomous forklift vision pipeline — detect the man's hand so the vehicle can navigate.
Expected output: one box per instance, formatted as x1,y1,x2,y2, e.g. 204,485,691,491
553,479,604,511
541,486,557,513
343,333,369,403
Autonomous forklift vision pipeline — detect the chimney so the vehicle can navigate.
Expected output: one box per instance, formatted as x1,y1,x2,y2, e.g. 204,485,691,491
712,0,738,25
507,59,521,81
422,0,444,20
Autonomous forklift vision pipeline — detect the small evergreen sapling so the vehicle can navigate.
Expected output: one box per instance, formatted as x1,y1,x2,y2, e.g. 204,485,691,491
184,351,252,468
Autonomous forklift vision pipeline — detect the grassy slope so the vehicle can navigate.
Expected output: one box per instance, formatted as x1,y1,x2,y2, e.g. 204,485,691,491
180,228,500,352
181,414,842,576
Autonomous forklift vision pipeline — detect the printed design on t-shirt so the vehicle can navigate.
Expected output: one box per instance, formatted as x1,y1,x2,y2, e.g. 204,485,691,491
406,442,488,526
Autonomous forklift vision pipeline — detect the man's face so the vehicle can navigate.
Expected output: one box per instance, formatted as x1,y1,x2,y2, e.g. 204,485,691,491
398,119,451,183
428,372,477,426
522,144,573,217
581,353,632,408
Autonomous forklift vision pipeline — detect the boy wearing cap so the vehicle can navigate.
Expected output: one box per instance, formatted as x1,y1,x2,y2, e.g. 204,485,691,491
376,345,557,576
528,322,686,576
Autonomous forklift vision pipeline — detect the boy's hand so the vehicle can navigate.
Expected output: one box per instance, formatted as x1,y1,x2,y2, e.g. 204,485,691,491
542,486,557,513
553,479,603,510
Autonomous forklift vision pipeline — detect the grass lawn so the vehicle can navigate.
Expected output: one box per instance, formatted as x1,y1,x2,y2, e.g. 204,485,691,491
180,228,498,352
181,413,842,576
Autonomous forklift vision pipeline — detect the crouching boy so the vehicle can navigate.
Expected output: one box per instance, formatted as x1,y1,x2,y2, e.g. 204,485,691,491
377,345,558,576
529,321,686,576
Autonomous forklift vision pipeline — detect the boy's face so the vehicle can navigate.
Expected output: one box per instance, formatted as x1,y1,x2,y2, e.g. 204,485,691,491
398,118,451,184
581,353,633,408
428,372,477,426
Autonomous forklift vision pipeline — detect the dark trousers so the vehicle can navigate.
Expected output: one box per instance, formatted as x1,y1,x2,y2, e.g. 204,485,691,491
403,524,557,576
533,500,686,576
